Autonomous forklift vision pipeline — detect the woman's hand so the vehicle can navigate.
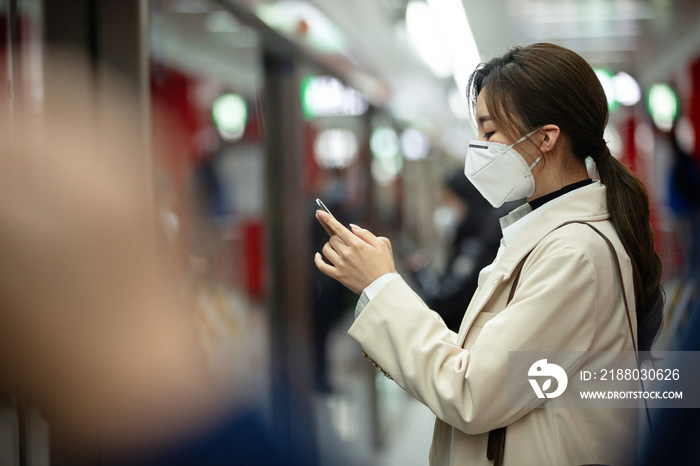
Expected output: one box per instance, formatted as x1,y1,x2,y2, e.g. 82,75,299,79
313,210,396,294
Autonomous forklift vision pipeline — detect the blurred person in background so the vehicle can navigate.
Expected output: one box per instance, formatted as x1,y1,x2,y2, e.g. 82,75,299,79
405,172,519,332
639,121,700,466
0,51,302,466
668,124,700,277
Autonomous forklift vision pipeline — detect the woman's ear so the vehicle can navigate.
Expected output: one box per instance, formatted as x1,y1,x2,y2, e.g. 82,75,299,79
539,124,561,153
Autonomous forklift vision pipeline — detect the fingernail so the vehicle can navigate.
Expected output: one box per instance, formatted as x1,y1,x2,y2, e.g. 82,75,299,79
316,210,326,218
349,223,359,230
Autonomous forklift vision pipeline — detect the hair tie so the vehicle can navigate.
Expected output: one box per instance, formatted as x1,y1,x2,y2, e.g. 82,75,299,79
593,137,613,161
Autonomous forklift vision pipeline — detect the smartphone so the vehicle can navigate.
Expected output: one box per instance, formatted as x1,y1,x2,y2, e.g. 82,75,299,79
315,198,335,219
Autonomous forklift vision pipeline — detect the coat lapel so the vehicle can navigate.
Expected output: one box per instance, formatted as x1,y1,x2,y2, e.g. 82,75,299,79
457,184,610,347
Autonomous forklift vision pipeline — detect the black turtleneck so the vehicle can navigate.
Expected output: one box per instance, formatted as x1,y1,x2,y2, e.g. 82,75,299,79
529,178,594,211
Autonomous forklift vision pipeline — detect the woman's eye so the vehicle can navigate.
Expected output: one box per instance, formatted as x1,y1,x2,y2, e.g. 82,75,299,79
484,131,495,140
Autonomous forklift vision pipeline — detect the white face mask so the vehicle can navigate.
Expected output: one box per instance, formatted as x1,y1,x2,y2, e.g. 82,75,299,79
432,205,462,244
463,130,541,208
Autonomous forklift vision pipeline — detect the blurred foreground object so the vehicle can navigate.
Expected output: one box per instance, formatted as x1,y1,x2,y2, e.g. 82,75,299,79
0,50,254,457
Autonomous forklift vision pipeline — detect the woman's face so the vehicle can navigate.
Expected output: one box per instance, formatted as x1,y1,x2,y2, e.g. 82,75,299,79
474,90,541,166
475,90,511,145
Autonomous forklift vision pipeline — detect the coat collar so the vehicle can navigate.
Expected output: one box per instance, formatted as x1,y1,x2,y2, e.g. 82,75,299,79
457,183,610,346
490,182,609,282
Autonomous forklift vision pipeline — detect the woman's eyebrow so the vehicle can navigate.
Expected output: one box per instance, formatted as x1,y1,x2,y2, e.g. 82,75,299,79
477,115,492,124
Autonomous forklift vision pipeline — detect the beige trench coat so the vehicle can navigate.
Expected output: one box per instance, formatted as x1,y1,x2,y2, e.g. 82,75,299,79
347,184,639,466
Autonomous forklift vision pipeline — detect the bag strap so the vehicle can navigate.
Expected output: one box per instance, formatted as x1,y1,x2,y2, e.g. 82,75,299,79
486,251,530,466
486,220,651,466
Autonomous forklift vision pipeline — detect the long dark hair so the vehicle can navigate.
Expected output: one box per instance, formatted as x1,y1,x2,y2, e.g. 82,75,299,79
466,43,664,352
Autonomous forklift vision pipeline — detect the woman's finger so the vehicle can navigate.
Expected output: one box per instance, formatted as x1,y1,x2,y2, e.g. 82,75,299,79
349,224,380,247
322,241,342,265
317,211,357,246
315,210,334,236
329,235,350,258
314,252,338,279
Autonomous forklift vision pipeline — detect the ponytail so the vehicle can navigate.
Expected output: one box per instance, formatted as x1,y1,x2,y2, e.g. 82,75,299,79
594,148,665,352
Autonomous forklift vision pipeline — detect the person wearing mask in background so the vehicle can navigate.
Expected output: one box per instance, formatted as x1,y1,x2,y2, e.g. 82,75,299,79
314,43,664,465
406,172,519,332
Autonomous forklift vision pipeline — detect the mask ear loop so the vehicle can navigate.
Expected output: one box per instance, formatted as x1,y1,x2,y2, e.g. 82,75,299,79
524,155,542,175
500,128,540,153
505,128,543,175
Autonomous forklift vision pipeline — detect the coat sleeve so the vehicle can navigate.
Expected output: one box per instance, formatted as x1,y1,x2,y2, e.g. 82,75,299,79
346,239,600,435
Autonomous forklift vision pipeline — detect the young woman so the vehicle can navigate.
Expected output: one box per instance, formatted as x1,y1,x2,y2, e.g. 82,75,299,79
313,43,664,466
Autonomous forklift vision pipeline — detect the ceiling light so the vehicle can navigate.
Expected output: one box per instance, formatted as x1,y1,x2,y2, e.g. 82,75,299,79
371,127,400,159
647,83,678,132
405,0,481,91
371,127,403,184
613,72,640,106
314,129,359,169
400,129,430,160
212,94,248,142
594,68,618,111
426,0,480,95
405,1,452,78
301,76,368,119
